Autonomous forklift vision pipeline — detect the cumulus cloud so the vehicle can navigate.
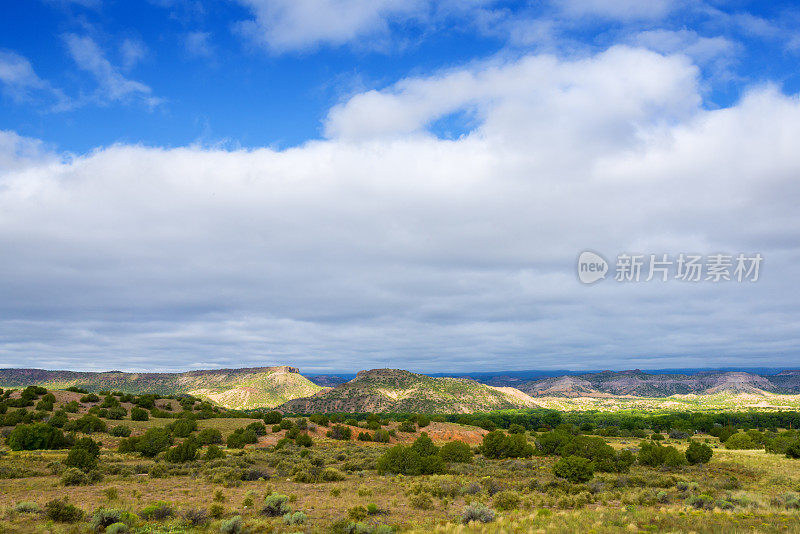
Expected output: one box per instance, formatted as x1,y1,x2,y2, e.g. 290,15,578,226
64,34,162,107
0,131,59,172
324,46,700,143
1,47,798,372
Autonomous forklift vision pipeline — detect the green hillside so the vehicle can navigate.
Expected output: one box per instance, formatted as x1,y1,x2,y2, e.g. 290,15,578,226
0,366,322,410
279,368,541,414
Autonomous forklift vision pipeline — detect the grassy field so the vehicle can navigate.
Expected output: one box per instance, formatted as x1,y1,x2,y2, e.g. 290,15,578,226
1,388,800,533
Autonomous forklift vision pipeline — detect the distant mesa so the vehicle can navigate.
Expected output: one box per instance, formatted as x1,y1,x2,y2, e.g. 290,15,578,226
0,366,317,410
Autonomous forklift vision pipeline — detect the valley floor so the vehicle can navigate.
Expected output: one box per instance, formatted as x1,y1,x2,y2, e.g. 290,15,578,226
2,417,800,533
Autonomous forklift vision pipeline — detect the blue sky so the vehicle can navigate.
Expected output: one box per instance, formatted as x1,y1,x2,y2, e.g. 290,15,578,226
1,0,800,373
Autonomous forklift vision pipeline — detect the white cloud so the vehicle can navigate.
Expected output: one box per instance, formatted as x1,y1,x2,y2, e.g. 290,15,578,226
631,30,737,65
0,50,72,110
64,34,162,107
120,38,148,70
0,50,50,102
0,131,58,172
325,46,700,144
235,0,429,53
556,0,676,21
185,31,214,58
1,47,799,372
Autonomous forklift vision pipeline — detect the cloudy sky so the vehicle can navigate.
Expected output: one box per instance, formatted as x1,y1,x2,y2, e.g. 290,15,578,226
1,0,799,373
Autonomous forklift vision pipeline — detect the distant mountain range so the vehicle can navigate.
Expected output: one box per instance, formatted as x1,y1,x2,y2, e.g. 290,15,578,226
481,369,800,396
3,366,800,413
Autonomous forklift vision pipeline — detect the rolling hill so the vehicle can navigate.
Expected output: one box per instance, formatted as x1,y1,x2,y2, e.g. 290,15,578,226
278,368,542,414
0,366,322,410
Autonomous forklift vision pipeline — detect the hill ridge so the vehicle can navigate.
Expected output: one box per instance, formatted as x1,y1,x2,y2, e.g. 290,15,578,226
0,365,318,410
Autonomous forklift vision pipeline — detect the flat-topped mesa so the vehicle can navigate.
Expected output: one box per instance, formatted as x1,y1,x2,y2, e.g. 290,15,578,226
354,368,413,379
177,366,300,377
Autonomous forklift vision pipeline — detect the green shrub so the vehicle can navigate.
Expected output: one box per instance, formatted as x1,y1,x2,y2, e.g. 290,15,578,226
136,428,173,457
327,425,352,440
553,455,594,483
263,411,282,424
663,447,688,468
210,504,225,519
397,421,416,433
205,444,226,461
65,447,98,472
480,430,533,459
14,501,41,514
61,467,89,485
140,501,173,520
493,490,521,511
110,425,132,437
461,503,495,524
80,393,100,403
687,494,715,510
44,498,84,522
183,507,209,526
440,440,473,463
638,441,685,467
321,467,346,481
283,511,307,525
348,505,368,521
67,414,107,434
47,410,69,428
219,515,242,534
107,523,129,534
377,445,420,475
36,394,55,411
7,423,67,450
309,414,329,427
786,440,800,459
685,441,713,464
164,438,199,463
197,428,223,445
246,421,267,435
90,508,130,531
725,432,758,450
130,407,149,421
411,432,439,457
106,406,128,420
409,493,433,510
262,493,291,516
372,429,391,443
167,417,198,437
296,432,313,447
227,428,258,448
